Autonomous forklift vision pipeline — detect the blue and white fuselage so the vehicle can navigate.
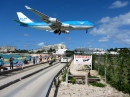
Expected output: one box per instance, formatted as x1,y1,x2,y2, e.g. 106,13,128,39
21,21,94,30
14,6,94,35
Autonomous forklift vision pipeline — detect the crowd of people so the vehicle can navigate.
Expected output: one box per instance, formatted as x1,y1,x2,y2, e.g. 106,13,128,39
33,55,43,64
0,54,60,72
0,55,32,72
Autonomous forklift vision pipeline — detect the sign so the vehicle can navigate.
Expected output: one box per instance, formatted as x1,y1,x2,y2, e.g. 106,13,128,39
14,62,24,68
74,55,92,70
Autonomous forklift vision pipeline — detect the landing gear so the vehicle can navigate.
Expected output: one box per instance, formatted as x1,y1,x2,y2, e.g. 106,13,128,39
54,30,58,34
54,29,61,35
59,31,61,35
86,29,88,33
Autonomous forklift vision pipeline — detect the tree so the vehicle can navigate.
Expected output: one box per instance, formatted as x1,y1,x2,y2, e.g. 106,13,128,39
48,48,53,54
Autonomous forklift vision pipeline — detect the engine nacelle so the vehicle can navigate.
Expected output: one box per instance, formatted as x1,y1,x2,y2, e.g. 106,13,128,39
64,30,69,33
49,18,57,23
62,24,70,27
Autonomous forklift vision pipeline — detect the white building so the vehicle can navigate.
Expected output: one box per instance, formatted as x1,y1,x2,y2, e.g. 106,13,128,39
75,47,105,54
0,46,16,52
109,51,118,55
42,43,66,51
93,51,107,55
53,49,67,55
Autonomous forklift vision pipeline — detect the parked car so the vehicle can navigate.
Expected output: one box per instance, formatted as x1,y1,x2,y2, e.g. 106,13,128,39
61,57,68,63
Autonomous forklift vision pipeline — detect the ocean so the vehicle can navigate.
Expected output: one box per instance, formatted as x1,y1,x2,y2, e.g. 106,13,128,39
0,53,31,65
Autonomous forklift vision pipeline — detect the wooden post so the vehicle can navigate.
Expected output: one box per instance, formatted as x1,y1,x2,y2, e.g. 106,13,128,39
105,67,106,84
91,55,92,70
85,75,88,85
98,55,99,72
66,70,68,84
105,56,107,84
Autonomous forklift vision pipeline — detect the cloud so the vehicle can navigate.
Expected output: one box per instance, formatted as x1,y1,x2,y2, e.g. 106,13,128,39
99,36,109,42
115,32,130,45
60,42,65,44
67,38,71,41
23,44,30,47
24,34,29,37
60,37,72,41
38,42,44,46
90,12,130,45
109,1,128,9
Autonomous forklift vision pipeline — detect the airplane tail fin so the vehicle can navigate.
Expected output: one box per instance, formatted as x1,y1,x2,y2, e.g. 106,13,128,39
17,12,33,23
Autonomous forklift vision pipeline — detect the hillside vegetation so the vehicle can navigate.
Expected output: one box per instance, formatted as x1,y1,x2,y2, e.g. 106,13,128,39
92,48,130,94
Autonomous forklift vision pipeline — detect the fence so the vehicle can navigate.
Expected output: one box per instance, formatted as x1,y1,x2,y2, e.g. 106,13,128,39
65,69,106,85
46,57,73,97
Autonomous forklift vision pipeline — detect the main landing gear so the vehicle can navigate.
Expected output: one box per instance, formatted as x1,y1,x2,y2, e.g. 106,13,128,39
86,29,88,33
54,29,61,35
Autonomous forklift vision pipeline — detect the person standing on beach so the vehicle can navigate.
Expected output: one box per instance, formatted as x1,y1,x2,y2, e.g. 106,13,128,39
1,57,5,67
39,55,42,63
33,57,35,64
29,56,31,61
35,56,39,64
0,56,3,72
22,56,24,62
9,56,14,69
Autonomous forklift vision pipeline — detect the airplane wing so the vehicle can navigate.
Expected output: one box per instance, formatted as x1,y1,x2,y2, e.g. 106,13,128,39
25,5,62,29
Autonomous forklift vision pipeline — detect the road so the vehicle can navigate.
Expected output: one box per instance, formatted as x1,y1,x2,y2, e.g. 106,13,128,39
0,63,66,97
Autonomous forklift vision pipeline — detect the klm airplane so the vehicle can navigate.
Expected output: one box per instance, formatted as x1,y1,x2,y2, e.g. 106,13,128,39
14,5,94,35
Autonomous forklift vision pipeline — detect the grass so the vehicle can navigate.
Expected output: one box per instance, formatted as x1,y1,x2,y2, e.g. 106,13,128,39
90,82,106,87
61,69,76,84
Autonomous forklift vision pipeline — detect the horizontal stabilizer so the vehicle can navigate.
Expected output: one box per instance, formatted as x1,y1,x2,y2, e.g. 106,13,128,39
13,19,28,26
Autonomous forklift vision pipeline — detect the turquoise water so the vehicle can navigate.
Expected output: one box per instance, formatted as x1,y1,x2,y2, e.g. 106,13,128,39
0,54,30,65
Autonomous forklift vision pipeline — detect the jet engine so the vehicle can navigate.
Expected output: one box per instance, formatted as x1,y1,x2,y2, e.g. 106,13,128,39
64,30,69,33
49,18,57,23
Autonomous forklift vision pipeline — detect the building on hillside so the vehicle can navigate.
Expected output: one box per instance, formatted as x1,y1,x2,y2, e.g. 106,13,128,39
93,51,108,55
53,44,66,49
75,47,105,54
32,48,43,53
109,51,118,55
53,49,67,55
75,47,119,55
42,45,50,51
42,43,66,51
0,46,16,52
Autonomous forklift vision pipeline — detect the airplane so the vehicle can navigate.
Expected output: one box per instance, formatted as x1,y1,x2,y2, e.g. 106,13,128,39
14,5,94,35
